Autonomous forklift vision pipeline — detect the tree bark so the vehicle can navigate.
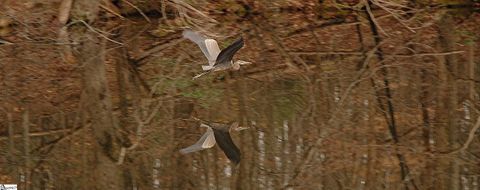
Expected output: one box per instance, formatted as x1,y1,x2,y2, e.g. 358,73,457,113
22,110,31,190
233,76,250,190
363,2,418,189
7,113,16,173
467,43,475,100
438,13,460,190
69,1,125,188
172,99,195,189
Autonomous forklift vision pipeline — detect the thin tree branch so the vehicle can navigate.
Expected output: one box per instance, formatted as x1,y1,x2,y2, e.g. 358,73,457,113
0,128,75,140
121,0,150,22
443,115,480,155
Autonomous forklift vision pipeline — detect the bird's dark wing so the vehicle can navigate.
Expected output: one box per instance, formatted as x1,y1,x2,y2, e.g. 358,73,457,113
214,37,244,66
212,128,241,164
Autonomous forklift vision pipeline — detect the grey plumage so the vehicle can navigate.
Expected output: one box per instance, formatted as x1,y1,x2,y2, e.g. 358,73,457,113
179,124,216,154
179,122,246,164
182,30,220,68
182,29,252,79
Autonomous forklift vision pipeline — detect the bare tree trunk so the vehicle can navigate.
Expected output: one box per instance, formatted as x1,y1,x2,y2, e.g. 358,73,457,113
420,67,434,190
467,44,475,100
266,85,277,190
237,84,246,190
434,48,450,190
69,1,126,188
22,110,31,190
76,34,122,161
201,147,211,189
114,46,134,146
113,39,141,190
354,18,378,189
438,13,460,190
213,148,220,190
363,2,419,189
152,158,161,189
172,99,195,189
7,113,17,173
80,124,88,190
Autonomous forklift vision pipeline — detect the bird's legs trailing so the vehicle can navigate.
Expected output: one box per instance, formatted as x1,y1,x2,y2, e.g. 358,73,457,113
192,69,212,80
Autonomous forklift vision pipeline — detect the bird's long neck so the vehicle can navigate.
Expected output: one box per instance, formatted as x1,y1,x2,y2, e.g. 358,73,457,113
232,60,240,70
210,123,229,131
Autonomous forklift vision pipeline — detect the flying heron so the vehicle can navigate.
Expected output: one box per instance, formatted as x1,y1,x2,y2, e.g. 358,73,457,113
182,29,251,79
179,122,248,164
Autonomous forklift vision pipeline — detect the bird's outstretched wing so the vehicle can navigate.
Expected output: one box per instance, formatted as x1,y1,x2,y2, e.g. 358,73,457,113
214,37,244,66
179,127,216,154
183,30,221,65
204,39,221,65
212,128,241,164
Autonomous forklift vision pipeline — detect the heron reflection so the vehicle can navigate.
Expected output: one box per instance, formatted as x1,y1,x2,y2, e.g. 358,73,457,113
180,122,248,164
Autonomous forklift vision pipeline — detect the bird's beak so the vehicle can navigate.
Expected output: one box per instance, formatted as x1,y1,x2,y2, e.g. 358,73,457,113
230,122,249,131
239,61,252,65
236,126,250,131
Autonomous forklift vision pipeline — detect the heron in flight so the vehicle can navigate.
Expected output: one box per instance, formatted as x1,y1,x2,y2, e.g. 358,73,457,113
179,122,248,164
182,29,251,79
